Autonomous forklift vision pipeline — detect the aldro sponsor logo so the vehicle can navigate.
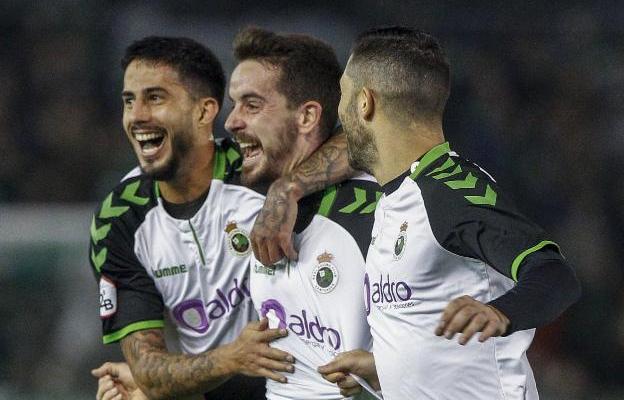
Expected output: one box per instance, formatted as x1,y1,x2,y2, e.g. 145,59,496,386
260,299,342,350
224,221,251,256
152,264,188,279
364,273,413,315
172,277,250,333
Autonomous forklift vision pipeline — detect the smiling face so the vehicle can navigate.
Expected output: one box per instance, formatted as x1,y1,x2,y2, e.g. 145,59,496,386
338,67,379,174
225,60,298,187
121,60,197,181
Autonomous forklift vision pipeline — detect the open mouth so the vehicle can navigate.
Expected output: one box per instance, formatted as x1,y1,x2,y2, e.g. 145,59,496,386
237,138,263,165
134,131,166,158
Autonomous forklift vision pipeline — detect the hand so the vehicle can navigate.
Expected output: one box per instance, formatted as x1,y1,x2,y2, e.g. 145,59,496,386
92,361,147,400
224,318,295,383
251,177,301,266
435,295,510,345
318,349,380,397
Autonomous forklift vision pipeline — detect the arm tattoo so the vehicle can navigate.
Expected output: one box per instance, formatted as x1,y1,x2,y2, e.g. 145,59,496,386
121,329,230,400
289,132,355,196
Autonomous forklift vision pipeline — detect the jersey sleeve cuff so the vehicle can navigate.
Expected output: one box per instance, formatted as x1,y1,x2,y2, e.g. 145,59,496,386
510,240,560,282
102,319,165,344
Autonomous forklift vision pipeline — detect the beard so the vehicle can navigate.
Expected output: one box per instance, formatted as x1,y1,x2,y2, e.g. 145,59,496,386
241,118,298,189
343,99,379,175
140,130,192,181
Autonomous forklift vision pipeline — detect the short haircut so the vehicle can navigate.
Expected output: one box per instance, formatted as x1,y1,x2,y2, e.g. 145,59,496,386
121,36,225,107
348,26,450,122
233,27,341,139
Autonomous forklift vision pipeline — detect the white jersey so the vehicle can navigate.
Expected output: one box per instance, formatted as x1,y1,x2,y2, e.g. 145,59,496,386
89,139,264,354
366,142,560,399
250,177,381,400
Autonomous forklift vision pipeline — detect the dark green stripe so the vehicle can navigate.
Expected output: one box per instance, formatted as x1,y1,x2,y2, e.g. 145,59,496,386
511,240,559,282
213,147,226,180
188,221,206,265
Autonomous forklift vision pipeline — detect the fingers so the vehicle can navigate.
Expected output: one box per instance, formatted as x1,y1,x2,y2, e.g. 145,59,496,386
97,375,119,400
279,236,298,262
338,376,362,397
255,357,295,373
266,243,284,267
436,296,508,344
92,362,116,378
435,295,473,336
257,327,289,343
264,347,295,363
458,311,488,345
256,367,288,384
321,371,346,383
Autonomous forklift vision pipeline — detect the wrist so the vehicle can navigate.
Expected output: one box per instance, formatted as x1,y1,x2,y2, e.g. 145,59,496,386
273,176,304,201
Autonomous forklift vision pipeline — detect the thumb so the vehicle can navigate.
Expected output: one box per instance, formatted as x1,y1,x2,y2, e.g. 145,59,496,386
282,239,298,262
318,358,348,375
91,362,117,378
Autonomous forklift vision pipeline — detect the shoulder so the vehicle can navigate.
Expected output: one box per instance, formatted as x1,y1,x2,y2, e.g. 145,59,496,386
90,174,159,260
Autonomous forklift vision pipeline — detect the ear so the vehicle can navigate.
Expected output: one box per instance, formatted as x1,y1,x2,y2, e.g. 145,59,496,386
359,87,375,121
197,97,220,127
297,100,322,136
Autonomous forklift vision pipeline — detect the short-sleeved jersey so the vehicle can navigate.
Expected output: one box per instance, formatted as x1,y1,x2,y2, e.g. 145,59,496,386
366,142,561,400
250,175,381,400
89,138,265,354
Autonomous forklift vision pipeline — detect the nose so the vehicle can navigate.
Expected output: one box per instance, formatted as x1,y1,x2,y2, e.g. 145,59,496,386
225,105,245,134
127,99,151,124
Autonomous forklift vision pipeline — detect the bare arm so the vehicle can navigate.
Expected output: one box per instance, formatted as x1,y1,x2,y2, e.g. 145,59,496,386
120,320,293,400
251,131,355,265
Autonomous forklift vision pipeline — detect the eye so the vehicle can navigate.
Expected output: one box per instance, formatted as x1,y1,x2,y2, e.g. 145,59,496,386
149,94,163,103
122,97,134,106
246,101,260,112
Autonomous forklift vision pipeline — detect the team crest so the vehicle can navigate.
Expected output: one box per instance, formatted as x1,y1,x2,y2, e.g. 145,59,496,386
393,221,408,260
225,221,251,256
312,251,338,293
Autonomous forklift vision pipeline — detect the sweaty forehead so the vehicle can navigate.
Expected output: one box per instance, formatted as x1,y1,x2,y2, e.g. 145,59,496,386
123,59,185,91
229,60,281,98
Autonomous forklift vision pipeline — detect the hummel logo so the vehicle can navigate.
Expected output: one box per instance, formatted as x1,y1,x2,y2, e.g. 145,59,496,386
153,264,188,279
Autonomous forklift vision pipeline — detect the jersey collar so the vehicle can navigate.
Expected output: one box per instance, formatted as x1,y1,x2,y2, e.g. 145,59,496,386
409,142,451,180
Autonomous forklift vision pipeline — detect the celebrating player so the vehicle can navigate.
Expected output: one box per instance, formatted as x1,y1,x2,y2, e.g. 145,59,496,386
89,36,353,400
319,26,581,399
228,27,379,399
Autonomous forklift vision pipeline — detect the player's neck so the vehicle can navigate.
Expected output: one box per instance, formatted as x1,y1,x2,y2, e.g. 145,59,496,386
159,139,216,204
374,121,444,186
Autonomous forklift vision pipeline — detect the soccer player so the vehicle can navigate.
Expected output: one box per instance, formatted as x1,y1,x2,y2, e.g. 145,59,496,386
227,28,379,399
89,36,353,400
319,26,581,399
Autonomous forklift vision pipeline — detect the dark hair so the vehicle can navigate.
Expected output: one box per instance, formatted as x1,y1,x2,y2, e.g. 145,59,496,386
121,36,225,107
233,27,341,139
349,26,450,122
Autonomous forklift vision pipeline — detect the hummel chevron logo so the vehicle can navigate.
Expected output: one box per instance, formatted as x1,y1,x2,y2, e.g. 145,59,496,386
91,247,107,272
90,216,111,245
465,184,497,206
120,181,149,206
99,193,130,219
445,172,477,190
339,188,382,214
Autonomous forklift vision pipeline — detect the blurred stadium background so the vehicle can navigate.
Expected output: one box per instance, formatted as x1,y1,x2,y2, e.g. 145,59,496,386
1,0,623,399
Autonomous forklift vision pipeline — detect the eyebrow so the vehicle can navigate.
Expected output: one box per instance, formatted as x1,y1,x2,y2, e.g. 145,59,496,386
121,86,169,97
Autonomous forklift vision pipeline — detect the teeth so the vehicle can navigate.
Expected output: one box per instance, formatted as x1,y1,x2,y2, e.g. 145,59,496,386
135,132,164,142
238,142,259,149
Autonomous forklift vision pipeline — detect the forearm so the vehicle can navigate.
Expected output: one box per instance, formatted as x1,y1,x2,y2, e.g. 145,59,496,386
121,329,233,400
285,132,355,199
488,259,581,334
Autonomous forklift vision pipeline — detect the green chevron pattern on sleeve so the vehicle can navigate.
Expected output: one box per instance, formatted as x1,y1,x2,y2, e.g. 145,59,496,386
91,247,107,273
465,184,497,206
213,146,226,180
120,181,149,206
427,157,456,177
511,240,559,282
410,142,451,179
338,187,382,214
226,146,241,172
99,193,130,219
318,185,337,217
102,320,165,344
445,172,477,190
432,164,463,180
90,216,111,245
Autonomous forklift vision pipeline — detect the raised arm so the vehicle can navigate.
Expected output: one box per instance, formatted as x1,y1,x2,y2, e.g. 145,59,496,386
251,131,355,265
120,319,293,400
